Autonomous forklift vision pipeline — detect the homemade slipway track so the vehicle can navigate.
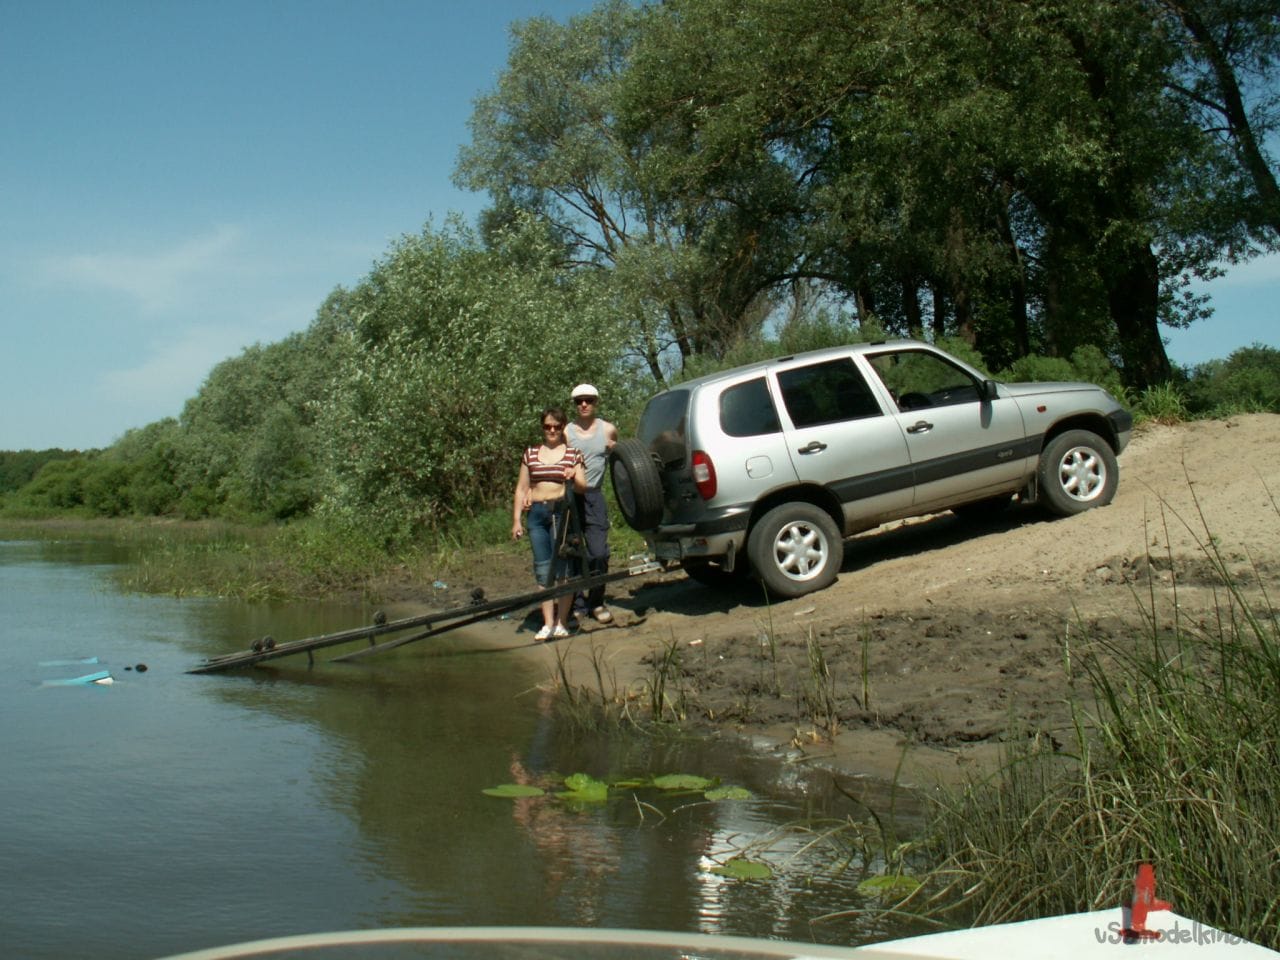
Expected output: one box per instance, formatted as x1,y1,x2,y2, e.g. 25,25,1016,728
187,556,666,675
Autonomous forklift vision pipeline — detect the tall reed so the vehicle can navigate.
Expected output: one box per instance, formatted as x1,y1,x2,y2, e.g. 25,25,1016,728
915,493,1280,949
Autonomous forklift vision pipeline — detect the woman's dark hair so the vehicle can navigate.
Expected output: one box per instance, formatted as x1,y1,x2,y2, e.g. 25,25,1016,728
541,406,568,427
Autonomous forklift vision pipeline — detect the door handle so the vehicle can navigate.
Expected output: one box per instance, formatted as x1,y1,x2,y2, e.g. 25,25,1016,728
906,420,933,434
797,440,827,454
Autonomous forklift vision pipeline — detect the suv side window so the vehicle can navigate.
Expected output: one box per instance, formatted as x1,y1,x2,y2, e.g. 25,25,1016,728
868,350,982,411
720,377,781,437
777,358,882,428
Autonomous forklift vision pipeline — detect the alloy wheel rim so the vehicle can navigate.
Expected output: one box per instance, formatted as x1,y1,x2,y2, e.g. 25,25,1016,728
773,522,827,581
1058,446,1106,501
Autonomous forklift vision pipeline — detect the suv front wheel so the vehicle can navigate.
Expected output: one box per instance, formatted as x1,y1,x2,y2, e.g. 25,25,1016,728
748,503,843,598
1038,429,1118,516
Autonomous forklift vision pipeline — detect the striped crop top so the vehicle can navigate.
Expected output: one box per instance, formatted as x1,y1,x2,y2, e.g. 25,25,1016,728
522,445,584,485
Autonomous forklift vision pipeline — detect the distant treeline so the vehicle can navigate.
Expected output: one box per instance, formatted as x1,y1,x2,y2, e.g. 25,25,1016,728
0,449,85,495
3,0,1277,546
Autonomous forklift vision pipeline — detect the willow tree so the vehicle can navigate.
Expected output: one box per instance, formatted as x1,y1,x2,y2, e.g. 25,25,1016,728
618,0,1273,386
1153,0,1280,239
454,0,801,383
312,217,622,544
174,331,335,518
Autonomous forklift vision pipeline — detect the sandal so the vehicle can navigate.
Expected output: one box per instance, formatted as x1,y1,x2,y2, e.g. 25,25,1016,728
534,625,552,642
592,606,613,624
552,624,570,639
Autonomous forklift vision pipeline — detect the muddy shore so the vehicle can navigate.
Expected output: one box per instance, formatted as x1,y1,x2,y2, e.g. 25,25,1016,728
401,414,1280,788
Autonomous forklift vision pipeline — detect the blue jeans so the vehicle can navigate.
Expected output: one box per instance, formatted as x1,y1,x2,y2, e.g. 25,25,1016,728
527,499,572,587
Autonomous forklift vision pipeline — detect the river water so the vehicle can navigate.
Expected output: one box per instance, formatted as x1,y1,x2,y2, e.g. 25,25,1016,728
0,539,928,959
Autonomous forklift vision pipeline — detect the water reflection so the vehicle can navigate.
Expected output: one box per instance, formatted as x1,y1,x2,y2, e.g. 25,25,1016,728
1,539,930,959
507,689,623,928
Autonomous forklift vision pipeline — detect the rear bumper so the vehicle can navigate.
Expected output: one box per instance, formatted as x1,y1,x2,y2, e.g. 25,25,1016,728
646,510,749,562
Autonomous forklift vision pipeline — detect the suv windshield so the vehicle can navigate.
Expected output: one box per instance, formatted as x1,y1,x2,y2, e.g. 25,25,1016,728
868,349,981,410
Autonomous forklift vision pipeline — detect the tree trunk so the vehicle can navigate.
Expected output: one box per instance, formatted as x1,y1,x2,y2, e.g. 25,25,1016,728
902,277,923,340
1108,241,1172,389
996,183,1030,357
1042,225,1066,357
929,283,947,341
855,281,877,328
1161,0,1280,238
952,282,975,346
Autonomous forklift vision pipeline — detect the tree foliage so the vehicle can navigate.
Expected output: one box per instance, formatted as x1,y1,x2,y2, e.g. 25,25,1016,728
1152,0,1280,239
460,0,1277,390
312,216,624,544
455,0,800,383
0,448,81,495
8,0,1275,545
173,331,333,519
1183,343,1280,412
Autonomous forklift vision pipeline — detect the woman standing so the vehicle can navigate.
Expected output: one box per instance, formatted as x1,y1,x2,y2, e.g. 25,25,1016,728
511,407,587,640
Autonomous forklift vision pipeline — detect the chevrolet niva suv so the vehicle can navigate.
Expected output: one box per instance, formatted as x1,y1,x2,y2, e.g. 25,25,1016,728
609,340,1132,598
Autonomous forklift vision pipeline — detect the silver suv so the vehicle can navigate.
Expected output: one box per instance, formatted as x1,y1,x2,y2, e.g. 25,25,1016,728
610,340,1132,598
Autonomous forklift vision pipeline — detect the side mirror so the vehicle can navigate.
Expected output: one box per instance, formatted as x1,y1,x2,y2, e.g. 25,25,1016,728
980,379,999,402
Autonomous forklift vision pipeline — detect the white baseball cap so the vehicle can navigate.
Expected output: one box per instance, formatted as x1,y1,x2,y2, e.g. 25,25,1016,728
571,384,600,401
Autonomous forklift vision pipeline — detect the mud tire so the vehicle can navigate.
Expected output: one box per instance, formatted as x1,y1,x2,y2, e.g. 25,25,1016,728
747,502,843,598
1038,429,1118,516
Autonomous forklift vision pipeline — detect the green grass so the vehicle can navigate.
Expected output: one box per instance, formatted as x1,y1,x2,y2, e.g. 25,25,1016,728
912,496,1280,949
0,493,645,603
1133,381,1190,423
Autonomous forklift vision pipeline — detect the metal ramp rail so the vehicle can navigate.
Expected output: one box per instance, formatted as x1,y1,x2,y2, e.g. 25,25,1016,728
187,555,666,675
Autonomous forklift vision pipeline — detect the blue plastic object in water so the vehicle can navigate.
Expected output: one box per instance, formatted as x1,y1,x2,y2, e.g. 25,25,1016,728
42,669,113,686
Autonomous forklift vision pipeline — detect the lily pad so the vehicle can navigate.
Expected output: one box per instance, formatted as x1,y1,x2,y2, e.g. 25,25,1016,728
857,874,922,899
704,785,752,801
482,784,545,798
652,773,715,791
558,773,609,802
710,857,773,881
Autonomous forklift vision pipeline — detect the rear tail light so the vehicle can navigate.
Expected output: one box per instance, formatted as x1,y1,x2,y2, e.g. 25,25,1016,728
691,450,717,500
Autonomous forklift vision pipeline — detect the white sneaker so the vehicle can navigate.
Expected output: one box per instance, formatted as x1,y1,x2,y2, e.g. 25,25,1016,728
534,625,552,642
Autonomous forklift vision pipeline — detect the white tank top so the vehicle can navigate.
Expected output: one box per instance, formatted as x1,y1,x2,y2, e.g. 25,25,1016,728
566,421,610,488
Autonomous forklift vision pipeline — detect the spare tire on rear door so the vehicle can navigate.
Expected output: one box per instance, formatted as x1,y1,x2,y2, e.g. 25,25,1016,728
609,438,664,531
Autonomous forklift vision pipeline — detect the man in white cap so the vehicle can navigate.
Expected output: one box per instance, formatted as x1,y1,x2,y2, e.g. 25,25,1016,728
566,383,619,623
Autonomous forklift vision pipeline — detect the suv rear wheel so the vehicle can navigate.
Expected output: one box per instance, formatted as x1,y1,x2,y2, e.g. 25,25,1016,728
609,439,664,530
1038,429,1118,516
747,503,843,598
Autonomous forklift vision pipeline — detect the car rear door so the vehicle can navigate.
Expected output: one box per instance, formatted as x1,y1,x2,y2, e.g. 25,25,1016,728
772,353,915,530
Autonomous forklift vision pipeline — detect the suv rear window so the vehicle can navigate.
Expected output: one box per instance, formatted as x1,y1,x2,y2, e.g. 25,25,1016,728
719,377,781,437
777,358,882,428
638,389,690,466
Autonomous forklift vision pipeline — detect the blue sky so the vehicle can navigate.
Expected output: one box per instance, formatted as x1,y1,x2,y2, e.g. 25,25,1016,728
1,1,1275,452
